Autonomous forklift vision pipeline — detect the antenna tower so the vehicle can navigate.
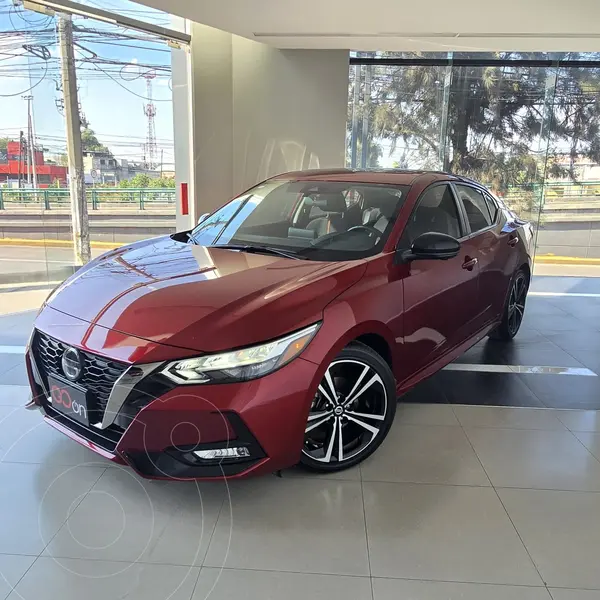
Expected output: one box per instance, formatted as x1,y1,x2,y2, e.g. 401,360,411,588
143,71,157,169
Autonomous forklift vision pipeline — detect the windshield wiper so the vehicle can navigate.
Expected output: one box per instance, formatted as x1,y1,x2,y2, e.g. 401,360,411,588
186,232,199,245
208,244,302,260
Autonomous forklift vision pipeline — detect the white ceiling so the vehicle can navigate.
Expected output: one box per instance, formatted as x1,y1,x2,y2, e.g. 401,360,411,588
135,0,600,52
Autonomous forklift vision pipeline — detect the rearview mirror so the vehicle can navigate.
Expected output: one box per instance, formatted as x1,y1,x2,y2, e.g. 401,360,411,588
197,213,210,225
398,231,460,263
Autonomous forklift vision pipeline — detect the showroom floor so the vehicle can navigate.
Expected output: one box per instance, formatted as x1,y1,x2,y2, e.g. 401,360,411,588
1,276,600,600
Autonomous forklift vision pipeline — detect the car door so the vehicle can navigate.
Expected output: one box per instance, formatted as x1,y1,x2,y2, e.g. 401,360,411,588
397,183,480,381
453,184,516,327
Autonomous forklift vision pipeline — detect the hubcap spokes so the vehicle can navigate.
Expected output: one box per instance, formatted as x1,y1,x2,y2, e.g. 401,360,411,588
507,275,527,334
303,359,387,464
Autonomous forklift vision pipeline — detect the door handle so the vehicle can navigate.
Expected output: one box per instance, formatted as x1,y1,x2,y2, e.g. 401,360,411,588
462,257,478,271
508,236,519,247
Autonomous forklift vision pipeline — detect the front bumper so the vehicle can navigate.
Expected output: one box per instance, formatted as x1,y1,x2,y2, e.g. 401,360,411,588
27,309,321,480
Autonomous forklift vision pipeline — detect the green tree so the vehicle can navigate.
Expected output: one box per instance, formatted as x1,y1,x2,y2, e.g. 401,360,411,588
0,137,9,152
81,127,111,154
120,173,150,188
354,53,600,192
119,174,175,188
153,176,176,188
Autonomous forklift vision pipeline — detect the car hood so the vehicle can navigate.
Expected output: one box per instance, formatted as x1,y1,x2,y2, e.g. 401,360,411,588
47,236,366,353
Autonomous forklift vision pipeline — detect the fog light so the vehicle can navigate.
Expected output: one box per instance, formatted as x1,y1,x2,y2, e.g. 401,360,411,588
193,447,251,460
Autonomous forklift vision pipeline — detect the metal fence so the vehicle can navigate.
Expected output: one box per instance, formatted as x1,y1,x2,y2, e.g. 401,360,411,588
0,188,176,210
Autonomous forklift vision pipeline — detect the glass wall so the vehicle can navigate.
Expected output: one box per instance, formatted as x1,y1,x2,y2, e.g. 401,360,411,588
0,1,178,315
348,55,600,273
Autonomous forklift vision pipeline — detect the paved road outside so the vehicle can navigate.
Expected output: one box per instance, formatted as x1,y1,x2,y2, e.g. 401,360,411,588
0,211,598,255
0,242,600,288
0,246,108,285
0,212,175,244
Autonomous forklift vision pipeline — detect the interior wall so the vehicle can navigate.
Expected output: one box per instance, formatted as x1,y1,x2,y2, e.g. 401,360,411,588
175,21,349,222
170,16,193,231
188,22,234,221
231,39,349,193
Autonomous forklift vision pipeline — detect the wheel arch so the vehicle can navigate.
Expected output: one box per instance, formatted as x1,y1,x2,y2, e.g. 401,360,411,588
519,261,531,283
301,319,398,399
352,333,393,370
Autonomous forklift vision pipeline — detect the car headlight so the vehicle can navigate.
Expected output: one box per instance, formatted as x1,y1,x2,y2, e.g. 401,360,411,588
161,323,320,384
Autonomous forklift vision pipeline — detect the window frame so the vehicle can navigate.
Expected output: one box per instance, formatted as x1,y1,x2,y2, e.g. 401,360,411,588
483,191,499,223
396,182,468,250
450,182,499,239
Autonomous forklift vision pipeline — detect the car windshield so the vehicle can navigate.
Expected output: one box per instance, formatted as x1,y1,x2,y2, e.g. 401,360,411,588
189,179,409,261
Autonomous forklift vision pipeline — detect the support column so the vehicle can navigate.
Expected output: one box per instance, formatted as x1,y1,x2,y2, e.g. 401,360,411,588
172,22,349,229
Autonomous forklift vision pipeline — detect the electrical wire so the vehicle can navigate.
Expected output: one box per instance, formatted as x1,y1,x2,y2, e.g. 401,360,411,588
0,58,48,96
79,54,172,101
12,1,53,28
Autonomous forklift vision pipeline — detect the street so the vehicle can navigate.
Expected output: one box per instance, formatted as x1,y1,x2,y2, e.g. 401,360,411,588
0,245,108,284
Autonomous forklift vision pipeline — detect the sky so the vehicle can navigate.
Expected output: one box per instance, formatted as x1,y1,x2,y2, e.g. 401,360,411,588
0,0,176,169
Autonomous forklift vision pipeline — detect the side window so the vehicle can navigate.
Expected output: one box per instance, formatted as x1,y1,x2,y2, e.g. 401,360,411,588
484,192,498,222
455,185,493,233
399,184,462,248
191,196,247,246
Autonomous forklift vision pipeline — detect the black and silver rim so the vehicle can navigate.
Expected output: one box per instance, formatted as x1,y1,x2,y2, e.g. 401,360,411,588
508,273,527,335
302,359,388,464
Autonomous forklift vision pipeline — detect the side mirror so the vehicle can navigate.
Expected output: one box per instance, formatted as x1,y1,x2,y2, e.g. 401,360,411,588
197,213,210,225
398,231,460,263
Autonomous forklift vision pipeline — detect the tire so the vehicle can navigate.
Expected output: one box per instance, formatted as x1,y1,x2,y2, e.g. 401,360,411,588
299,342,396,472
489,268,529,341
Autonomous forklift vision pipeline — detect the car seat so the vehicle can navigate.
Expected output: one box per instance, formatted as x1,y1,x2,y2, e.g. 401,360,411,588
306,193,348,237
362,190,399,233
406,186,461,243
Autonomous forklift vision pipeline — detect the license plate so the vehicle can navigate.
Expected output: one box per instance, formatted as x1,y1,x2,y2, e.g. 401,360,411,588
47,375,90,426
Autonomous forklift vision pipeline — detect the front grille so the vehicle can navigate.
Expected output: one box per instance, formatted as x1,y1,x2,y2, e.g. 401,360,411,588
33,330,128,413
43,401,123,453
31,330,173,454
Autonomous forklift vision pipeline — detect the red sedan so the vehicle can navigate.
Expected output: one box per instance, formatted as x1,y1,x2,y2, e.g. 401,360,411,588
26,170,533,479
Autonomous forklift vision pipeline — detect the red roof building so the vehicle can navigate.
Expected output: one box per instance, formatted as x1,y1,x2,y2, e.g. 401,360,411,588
0,141,68,187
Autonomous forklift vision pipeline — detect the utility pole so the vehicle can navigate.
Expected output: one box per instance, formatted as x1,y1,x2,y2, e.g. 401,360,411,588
350,61,361,169
23,95,38,189
18,130,25,189
360,64,372,168
58,13,90,265
160,148,163,177
25,52,39,189
25,124,31,186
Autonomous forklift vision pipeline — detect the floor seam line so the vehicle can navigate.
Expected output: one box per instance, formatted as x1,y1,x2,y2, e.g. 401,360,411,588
566,428,600,467
491,488,548,589
7,467,109,599
2,553,39,599
39,466,108,557
456,407,548,588
358,475,375,600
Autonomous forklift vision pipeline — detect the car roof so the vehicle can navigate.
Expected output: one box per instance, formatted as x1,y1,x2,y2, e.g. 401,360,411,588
270,168,478,187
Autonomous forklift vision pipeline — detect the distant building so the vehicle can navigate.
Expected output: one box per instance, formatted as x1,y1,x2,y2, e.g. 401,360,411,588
83,151,162,185
551,155,600,182
0,141,68,187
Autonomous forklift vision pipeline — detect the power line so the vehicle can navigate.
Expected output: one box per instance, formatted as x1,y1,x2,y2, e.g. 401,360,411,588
79,55,172,101
0,58,48,96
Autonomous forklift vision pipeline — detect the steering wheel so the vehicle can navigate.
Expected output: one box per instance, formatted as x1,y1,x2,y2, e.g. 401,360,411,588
348,225,382,238
310,224,382,248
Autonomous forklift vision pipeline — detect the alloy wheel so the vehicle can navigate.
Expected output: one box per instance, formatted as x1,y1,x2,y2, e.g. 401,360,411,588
302,359,388,465
507,272,527,335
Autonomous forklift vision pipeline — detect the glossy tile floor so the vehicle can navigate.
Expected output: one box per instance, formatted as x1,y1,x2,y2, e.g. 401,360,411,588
2,276,600,599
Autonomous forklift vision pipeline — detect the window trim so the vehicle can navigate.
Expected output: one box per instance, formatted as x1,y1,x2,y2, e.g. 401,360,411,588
450,182,499,239
483,191,499,222
396,181,467,250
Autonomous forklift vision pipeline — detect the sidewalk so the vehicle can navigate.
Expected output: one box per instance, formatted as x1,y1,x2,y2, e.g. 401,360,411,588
0,282,57,316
